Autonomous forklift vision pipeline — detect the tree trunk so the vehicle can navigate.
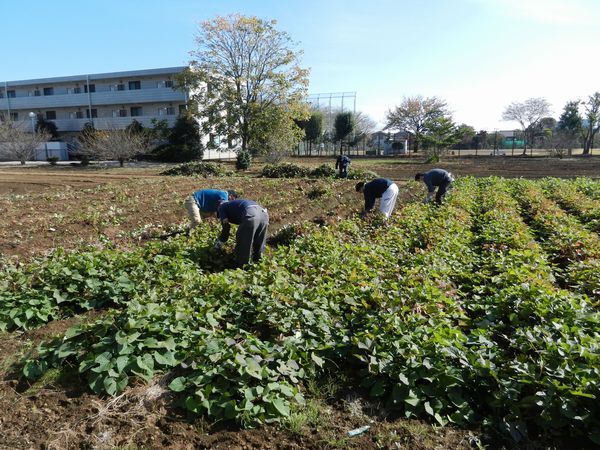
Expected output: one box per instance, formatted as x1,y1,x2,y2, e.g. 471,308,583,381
119,158,124,167
20,159,26,165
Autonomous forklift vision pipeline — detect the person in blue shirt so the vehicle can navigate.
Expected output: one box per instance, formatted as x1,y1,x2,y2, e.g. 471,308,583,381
355,178,399,219
415,169,454,205
335,154,351,178
184,189,238,229
214,199,269,267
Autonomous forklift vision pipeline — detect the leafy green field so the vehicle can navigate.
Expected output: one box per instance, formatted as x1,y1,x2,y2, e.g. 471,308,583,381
1,177,599,446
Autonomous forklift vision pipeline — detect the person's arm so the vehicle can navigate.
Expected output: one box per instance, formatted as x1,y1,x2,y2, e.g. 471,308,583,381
218,219,230,243
364,192,376,212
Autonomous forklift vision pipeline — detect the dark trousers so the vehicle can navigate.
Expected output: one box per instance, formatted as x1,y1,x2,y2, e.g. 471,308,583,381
435,179,452,204
339,165,348,178
235,207,269,267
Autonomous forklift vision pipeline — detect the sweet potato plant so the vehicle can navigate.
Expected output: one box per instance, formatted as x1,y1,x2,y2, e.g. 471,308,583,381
1,177,598,445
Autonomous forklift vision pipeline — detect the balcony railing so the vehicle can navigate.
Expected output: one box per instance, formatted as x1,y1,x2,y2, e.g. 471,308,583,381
0,87,186,110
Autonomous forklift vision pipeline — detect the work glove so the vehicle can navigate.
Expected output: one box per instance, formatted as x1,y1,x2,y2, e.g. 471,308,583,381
213,239,224,250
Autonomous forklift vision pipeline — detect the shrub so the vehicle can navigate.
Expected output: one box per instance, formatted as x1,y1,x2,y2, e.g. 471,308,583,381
346,168,379,180
261,163,310,178
236,150,252,170
309,164,336,178
47,156,59,166
152,143,202,163
160,161,230,177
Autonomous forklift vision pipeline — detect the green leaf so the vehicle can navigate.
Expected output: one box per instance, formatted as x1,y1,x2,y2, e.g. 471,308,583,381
270,398,290,417
169,377,187,392
104,376,118,396
310,353,324,368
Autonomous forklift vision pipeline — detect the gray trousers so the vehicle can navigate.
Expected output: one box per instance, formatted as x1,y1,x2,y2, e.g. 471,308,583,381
236,207,269,267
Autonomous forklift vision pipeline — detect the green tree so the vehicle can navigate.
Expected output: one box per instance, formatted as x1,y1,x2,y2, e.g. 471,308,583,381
582,92,600,155
557,100,583,154
501,97,551,154
179,14,309,153
385,96,449,152
421,117,461,160
248,103,305,162
304,111,324,156
334,112,354,155
125,119,144,135
35,115,59,139
454,124,476,149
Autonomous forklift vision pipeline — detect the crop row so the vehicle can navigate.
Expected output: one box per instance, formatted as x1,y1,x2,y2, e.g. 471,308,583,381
510,179,600,300
465,178,598,442
541,178,600,233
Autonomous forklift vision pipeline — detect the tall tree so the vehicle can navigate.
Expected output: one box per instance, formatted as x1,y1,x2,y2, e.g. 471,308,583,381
454,124,477,149
35,115,59,139
0,121,50,164
501,97,551,154
421,116,461,159
351,111,377,146
582,92,600,155
179,14,309,152
385,96,449,152
304,111,324,155
334,112,354,155
248,103,304,161
557,100,582,155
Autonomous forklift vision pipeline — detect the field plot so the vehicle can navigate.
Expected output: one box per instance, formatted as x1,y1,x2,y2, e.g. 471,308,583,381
0,163,599,449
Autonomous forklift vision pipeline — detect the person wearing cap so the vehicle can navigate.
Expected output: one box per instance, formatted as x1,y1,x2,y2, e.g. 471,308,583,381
355,178,399,219
214,199,269,267
335,154,351,178
184,189,238,229
414,169,454,205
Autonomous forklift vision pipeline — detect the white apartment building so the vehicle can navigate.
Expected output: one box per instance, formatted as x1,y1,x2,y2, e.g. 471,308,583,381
0,66,188,133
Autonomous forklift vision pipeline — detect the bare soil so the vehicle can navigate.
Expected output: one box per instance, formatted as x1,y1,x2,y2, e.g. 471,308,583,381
2,156,596,449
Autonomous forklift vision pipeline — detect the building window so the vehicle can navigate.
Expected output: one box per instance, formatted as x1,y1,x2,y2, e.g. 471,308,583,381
119,109,127,117
166,106,175,115
128,81,141,90
46,111,57,120
130,106,142,117
86,109,97,119
0,112,4,121
34,89,41,96
73,87,81,94
116,84,125,91
75,111,84,119
10,112,18,121
178,104,187,114
84,84,95,93
43,87,54,96
7,90,16,98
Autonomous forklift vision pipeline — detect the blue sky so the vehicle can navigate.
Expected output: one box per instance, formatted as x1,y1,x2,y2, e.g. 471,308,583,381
2,0,599,130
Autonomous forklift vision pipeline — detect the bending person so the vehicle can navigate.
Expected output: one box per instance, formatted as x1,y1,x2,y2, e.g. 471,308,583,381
355,178,399,219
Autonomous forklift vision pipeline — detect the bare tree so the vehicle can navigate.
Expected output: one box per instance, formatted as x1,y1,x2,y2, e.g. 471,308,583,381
80,126,148,167
385,96,449,152
0,120,50,165
582,92,600,155
501,98,551,154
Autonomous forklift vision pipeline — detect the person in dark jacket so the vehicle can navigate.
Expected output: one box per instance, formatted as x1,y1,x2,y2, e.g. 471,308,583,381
335,155,351,178
214,199,269,267
355,178,399,219
415,169,454,205
185,189,238,229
